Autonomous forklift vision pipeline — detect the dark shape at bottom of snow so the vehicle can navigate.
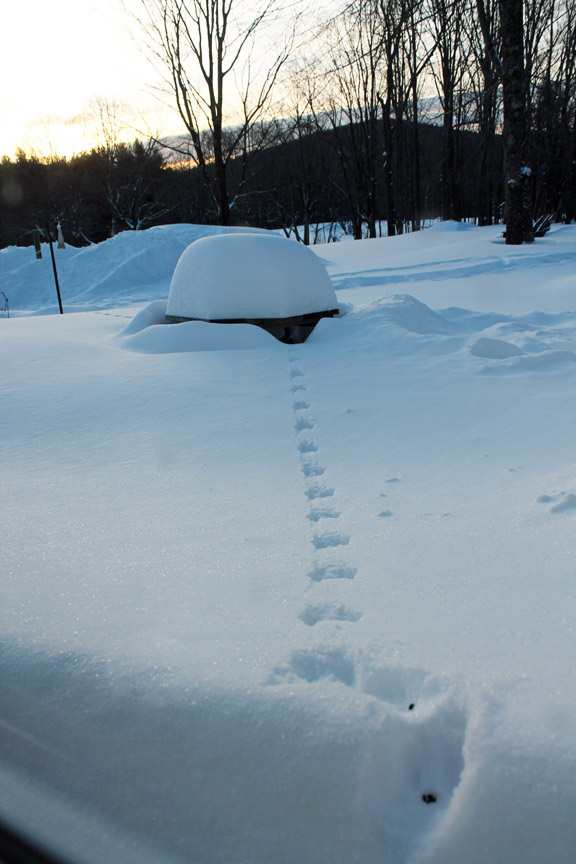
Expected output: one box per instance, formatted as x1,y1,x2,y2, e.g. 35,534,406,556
165,309,339,344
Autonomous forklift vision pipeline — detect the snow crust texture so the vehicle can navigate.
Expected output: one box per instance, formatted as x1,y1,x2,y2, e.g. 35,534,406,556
1,222,575,864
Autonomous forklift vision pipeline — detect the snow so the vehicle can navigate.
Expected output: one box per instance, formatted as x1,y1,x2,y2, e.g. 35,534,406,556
1,222,575,864
118,301,281,353
166,232,338,320
0,223,267,314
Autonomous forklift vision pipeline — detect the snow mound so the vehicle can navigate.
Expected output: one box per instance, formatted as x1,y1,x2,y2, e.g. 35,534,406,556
116,298,285,352
122,319,281,353
469,337,524,359
377,295,458,334
480,349,576,374
166,233,337,321
117,299,169,336
329,294,458,337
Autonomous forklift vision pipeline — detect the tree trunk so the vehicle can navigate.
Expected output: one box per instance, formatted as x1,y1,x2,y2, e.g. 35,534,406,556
380,91,398,237
441,96,457,221
499,0,534,243
565,118,576,224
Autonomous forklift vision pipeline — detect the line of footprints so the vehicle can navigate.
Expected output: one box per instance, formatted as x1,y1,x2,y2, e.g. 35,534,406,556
276,353,468,817
288,349,362,628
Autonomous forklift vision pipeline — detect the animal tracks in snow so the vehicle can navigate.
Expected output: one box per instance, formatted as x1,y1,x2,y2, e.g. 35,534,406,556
308,562,357,582
286,349,360,621
537,490,576,514
298,440,319,454
378,509,395,519
300,460,325,477
307,506,341,522
312,531,350,549
294,416,315,432
273,645,357,687
305,483,335,500
298,603,363,627
280,350,469,852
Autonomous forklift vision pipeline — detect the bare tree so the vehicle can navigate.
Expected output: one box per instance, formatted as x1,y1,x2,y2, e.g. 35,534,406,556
469,0,502,225
318,0,386,239
499,0,535,242
135,0,295,225
557,0,576,222
477,0,534,242
428,0,470,222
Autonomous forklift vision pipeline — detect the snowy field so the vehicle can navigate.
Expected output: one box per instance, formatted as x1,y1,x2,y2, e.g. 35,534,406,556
1,222,575,864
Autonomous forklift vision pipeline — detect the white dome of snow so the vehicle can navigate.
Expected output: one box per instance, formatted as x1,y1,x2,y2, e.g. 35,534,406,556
166,233,337,321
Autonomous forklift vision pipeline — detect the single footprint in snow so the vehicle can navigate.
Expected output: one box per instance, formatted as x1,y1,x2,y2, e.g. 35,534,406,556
301,460,325,477
269,645,356,687
291,383,307,393
551,493,576,513
298,440,319,454
290,368,305,379
305,483,335,500
307,506,341,522
378,510,395,518
537,491,576,513
309,562,357,581
295,416,315,432
312,531,350,549
293,400,310,411
299,603,362,627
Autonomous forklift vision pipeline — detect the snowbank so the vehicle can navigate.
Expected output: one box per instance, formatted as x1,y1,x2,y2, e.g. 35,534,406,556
1,224,268,313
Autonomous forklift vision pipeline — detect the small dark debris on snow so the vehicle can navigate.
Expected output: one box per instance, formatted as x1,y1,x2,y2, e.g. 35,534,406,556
422,793,437,804
408,703,415,711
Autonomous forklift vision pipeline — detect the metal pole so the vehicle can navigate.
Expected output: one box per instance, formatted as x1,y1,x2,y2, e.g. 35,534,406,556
48,234,64,315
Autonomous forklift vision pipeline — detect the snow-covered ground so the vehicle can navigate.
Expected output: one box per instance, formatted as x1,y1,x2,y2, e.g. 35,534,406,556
1,222,575,864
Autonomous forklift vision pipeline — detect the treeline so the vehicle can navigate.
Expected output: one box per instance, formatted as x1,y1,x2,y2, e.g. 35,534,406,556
0,121,495,248
0,142,171,248
1,0,575,249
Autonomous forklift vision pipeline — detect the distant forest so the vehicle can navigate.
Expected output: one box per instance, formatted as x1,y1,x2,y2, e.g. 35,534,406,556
1,0,574,248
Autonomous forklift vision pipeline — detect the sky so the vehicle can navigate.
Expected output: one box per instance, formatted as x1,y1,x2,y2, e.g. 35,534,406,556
0,0,173,159
0,0,336,161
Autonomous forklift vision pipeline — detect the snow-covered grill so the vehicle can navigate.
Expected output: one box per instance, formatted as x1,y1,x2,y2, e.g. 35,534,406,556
165,232,339,343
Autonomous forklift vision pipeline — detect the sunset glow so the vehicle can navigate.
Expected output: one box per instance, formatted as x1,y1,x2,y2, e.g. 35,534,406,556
0,0,169,159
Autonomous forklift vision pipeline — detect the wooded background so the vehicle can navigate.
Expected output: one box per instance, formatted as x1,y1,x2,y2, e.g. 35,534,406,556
1,0,574,248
